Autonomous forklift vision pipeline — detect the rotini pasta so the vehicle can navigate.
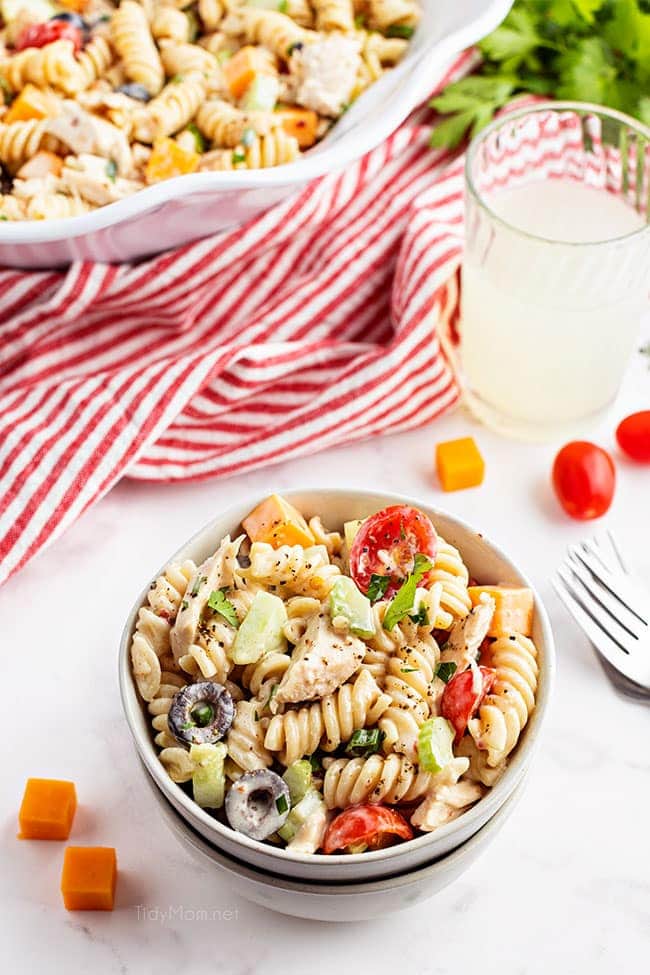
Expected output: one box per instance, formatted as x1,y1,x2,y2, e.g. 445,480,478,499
195,98,277,147
111,0,165,95
136,72,208,140
129,495,539,855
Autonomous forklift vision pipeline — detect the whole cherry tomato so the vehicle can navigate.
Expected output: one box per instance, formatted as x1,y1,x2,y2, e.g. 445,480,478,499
552,441,616,520
15,21,83,54
616,411,650,463
440,665,496,743
349,505,438,597
322,804,413,854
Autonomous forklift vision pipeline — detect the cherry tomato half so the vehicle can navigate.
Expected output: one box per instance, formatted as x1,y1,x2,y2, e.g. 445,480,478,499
552,441,616,521
441,665,496,743
322,804,413,854
15,21,83,54
616,411,650,463
349,505,438,597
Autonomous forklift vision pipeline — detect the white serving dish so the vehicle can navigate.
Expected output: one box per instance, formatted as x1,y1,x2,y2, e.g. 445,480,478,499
119,488,555,882
145,756,525,922
0,0,513,268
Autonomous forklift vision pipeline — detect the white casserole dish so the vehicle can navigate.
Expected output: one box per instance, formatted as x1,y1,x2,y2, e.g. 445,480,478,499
119,487,555,883
0,0,512,268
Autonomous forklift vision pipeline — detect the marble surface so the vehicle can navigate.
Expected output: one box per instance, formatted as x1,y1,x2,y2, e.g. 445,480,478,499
2,345,649,974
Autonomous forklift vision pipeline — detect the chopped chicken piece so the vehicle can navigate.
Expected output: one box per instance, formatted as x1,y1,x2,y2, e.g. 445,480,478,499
410,756,483,832
455,736,506,788
287,804,331,855
60,154,144,206
171,536,242,663
440,595,496,673
275,612,365,704
290,36,361,118
46,102,133,175
0,193,26,220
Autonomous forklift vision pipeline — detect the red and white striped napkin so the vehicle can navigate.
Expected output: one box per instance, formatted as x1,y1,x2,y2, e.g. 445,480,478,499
0,52,474,586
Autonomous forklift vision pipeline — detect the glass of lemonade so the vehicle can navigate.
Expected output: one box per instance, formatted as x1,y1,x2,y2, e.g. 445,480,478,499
459,102,650,442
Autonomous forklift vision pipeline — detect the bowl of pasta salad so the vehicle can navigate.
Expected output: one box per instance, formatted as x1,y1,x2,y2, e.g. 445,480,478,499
0,0,513,266
120,488,554,882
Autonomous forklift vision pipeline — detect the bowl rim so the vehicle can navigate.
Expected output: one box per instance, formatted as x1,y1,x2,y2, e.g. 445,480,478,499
0,0,513,245
147,755,527,895
119,486,555,869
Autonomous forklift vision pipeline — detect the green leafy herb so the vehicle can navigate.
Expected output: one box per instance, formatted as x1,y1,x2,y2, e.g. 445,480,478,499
207,588,239,628
409,605,429,626
276,793,289,814
383,554,433,631
191,574,207,597
186,123,205,153
232,149,247,164
105,159,117,183
181,599,189,611
430,0,650,148
386,24,415,39
308,753,322,772
435,661,457,684
191,703,214,727
367,573,390,603
345,728,385,757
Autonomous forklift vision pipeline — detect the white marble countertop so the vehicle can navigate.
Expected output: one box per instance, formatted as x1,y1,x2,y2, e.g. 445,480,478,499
2,345,649,974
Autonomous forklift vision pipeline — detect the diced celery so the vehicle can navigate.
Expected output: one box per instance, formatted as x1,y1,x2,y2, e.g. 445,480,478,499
242,74,280,113
329,576,375,638
190,742,227,809
282,760,312,805
343,519,363,552
418,717,454,773
230,590,287,664
277,789,325,843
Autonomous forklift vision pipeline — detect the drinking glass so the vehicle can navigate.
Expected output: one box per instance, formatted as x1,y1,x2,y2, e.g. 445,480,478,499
458,102,650,442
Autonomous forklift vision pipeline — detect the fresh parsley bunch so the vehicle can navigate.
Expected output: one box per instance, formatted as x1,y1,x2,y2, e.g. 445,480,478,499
430,0,650,149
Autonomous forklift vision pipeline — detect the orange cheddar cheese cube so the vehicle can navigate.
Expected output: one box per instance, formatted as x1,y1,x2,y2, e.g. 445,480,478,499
18,778,77,840
223,47,260,98
61,847,117,911
435,437,485,492
242,494,316,549
468,585,534,638
145,138,199,183
276,108,319,148
4,85,59,124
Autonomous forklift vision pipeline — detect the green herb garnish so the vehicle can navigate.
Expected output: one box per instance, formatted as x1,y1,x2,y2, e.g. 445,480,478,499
430,0,650,149
276,794,289,814
435,661,457,684
386,24,415,39
191,574,207,597
344,728,385,757
367,573,390,603
383,553,433,631
278,0,288,11
232,149,246,164
191,703,214,727
400,667,418,673
187,123,205,153
105,159,117,183
207,588,239,627
409,605,429,626
181,599,189,611
308,753,322,772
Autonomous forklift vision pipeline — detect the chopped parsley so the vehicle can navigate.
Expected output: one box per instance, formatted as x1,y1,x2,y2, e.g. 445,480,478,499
207,588,239,628
383,553,433,631
435,661,457,684
367,573,390,603
409,605,429,626
345,728,385,757
105,159,117,183
276,794,289,814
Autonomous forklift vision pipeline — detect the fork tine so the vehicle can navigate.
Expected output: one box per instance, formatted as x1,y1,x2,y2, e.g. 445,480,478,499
569,543,649,624
565,552,643,639
556,568,631,655
552,575,650,685
605,530,629,575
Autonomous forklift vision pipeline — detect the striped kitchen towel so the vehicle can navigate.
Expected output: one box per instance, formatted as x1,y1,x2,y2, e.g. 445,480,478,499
0,51,473,586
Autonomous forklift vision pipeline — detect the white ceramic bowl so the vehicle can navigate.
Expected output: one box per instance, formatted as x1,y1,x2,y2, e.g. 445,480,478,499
145,756,526,922
119,488,555,882
0,0,513,268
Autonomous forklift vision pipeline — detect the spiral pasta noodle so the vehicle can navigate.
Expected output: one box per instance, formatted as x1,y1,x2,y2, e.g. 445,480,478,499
323,753,434,808
0,120,62,169
75,36,115,89
264,669,391,765
196,99,277,147
1,40,81,95
312,0,354,32
429,537,473,621
281,595,321,644
111,0,165,95
151,5,192,42
244,541,340,597
379,639,439,759
198,0,225,32
231,8,316,60
159,39,218,76
468,633,539,767
226,700,273,771
137,72,208,140
367,0,419,31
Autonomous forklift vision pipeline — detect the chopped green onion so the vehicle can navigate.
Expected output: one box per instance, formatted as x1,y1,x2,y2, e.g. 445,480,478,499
232,149,247,164
386,24,415,39
190,702,214,727
308,753,321,772
409,605,429,626
418,717,454,773
383,553,433,631
367,574,390,602
400,667,418,674
345,728,385,757
190,574,207,597
277,0,288,10
207,588,239,627
435,661,457,684
275,793,289,815
105,159,117,183
186,122,205,153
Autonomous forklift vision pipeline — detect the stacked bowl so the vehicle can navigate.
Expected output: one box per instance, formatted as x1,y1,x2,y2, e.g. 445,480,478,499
119,490,554,922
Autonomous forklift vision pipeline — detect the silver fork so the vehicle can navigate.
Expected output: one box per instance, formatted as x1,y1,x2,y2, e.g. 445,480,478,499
553,531,650,694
